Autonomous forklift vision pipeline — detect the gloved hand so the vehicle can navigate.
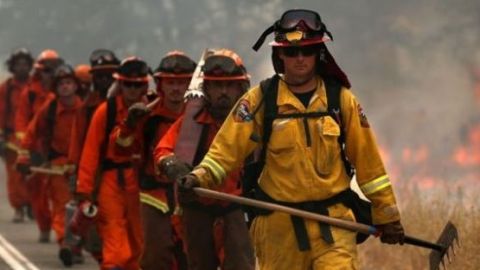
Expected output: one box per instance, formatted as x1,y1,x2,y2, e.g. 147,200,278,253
176,174,200,205
376,220,405,245
125,102,150,128
16,155,32,175
159,156,192,183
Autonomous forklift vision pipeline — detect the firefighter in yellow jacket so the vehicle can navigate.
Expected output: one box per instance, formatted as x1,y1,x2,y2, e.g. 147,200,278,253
179,9,405,270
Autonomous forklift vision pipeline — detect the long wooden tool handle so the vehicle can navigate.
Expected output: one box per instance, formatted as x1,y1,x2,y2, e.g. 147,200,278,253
30,166,65,176
193,187,376,235
194,187,447,252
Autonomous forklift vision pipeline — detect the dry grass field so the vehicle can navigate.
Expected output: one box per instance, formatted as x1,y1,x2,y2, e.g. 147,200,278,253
358,187,479,270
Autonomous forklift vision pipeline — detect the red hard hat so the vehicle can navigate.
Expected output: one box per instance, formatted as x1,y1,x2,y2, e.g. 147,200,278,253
202,49,249,81
154,50,196,79
113,57,150,82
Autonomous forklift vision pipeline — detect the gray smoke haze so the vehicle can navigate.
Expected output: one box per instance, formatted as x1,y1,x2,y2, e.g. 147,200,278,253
1,0,480,195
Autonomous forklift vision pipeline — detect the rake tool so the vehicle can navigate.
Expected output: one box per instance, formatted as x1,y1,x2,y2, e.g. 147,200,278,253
193,187,459,270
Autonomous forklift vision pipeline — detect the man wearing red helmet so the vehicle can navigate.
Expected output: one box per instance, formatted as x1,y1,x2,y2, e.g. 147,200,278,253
154,49,255,270
180,9,404,269
136,51,195,270
15,49,63,243
16,64,83,266
0,48,33,223
76,57,149,270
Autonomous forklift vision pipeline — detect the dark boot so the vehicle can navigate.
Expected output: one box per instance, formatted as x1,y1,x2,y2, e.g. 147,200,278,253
12,208,24,223
38,230,51,243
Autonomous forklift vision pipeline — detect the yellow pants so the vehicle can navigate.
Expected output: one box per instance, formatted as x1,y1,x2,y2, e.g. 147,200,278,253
250,203,358,270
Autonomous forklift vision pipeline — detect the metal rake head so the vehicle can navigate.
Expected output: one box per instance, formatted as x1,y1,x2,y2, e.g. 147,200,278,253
429,221,459,270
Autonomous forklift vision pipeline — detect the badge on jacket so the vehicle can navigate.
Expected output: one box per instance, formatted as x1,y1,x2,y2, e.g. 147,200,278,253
233,99,252,122
357,104,370,128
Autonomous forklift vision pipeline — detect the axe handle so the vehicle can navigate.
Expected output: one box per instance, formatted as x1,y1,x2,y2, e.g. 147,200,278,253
30,166,65,176
193,187,376,235
194,187,446,252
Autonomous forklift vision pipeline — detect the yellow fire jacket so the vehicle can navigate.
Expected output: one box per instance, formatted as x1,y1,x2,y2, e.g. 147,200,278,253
192,76,401,225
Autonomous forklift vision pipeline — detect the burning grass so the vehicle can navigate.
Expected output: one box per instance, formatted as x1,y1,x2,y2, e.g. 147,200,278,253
358,187,480,269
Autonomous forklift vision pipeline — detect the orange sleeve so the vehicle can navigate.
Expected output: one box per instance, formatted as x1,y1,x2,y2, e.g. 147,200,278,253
76,103,107,195
21,100,49,153
15,88,34,138
68,107,87,164
153,116,183,164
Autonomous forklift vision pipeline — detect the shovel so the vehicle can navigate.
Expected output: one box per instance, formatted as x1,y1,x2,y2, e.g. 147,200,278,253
193,187,459,270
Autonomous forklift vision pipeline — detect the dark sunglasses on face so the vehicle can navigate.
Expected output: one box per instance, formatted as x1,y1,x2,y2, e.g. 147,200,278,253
41,67,54,74
122,81,147,88
281,46,317,57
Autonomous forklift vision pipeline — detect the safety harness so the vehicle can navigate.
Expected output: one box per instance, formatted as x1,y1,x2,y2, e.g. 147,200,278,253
244,75,372,250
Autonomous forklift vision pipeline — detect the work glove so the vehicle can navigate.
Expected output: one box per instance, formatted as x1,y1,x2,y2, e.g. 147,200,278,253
176,173,200,205
125,102,150,128
377,220,405,245
16,155,32,175
158,155,192,183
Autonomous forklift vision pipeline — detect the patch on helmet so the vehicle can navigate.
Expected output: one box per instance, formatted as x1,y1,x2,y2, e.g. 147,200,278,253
233,99,252,122
357,104,370,128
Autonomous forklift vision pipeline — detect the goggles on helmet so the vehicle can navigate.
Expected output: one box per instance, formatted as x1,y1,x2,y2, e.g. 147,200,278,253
252,9,332,51
278,9,323,32
202,55,248,80
154,54,195,77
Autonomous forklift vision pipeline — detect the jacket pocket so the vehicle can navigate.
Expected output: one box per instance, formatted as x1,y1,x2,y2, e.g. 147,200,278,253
267,119,297,154
314,116,341,175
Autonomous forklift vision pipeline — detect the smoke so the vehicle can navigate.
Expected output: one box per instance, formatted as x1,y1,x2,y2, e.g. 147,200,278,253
1,0,479,191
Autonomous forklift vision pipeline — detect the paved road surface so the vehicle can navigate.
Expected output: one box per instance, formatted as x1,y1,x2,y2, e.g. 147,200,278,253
0,160,97,270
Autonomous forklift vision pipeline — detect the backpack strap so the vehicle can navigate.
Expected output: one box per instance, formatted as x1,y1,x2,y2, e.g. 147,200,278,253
92,97,116,202
324,77,355,177
45,99,58,160
143,115,175,163
259,75,280,163
28,91,36,107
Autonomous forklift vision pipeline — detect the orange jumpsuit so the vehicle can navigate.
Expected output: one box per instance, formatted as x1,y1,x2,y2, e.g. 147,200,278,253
21,97,83,244
155,109,252,269
0,77,30,209
15,78,54,232
77,95,143,270
132,101,184,270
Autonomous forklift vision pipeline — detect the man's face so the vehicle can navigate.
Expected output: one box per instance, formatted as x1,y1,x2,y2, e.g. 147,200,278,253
159,77,190,104
92,70,115,94
120,80,148,104
278,46,317,80
204,80,244,115
12,58,32,80
56,77,78,97
39,67,55,88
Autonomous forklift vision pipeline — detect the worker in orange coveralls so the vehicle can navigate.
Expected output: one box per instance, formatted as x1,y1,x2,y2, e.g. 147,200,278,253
68,49,120,167
74,64,92,100
66,50,120,264
134,51,195,270
0,48,34,223
154,49,255,270
15,49,63,243
16,64,83,266
76,57,150,270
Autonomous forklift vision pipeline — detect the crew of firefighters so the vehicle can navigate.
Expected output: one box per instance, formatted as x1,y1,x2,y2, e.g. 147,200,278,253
0,9,405,270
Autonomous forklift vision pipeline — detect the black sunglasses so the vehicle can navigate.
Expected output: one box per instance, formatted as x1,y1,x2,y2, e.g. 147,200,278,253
122,81,147,88
281,46,318,57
